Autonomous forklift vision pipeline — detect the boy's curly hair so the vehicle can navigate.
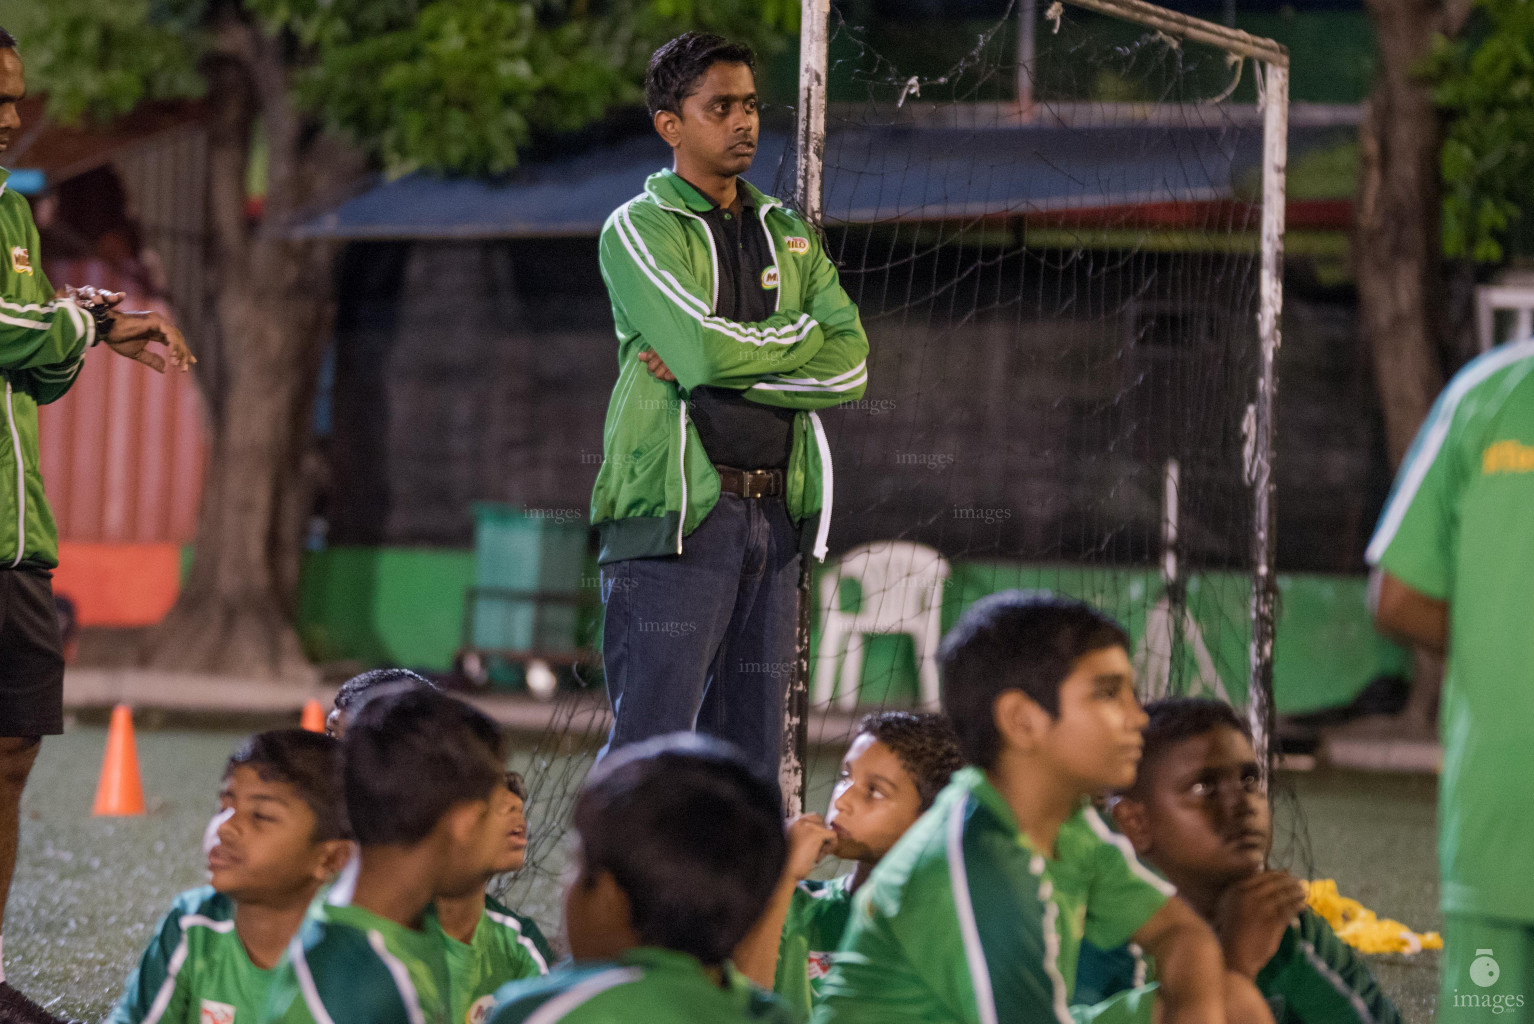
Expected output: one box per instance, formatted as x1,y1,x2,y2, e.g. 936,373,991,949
856,711,966,810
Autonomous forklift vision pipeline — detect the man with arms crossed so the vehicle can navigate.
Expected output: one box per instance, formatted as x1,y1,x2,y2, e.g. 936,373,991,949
593,32,868,782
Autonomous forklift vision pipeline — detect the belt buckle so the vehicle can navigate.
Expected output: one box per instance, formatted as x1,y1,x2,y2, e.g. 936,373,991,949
745,469,777,500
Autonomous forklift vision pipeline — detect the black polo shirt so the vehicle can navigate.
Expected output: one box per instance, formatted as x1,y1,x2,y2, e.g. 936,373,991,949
681,180,795,470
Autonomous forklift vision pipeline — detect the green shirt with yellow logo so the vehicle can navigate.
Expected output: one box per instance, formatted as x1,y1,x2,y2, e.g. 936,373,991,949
1367,338,1534,922
0,167,96,570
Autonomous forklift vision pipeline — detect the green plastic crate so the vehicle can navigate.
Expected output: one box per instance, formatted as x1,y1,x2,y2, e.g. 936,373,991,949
469,503,589,658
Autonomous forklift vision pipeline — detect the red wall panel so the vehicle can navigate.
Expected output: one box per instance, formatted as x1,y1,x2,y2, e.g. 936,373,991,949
35,258,207,545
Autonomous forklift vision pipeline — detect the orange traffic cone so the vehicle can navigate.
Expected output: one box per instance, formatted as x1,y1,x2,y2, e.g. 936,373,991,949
300,699,326,733
93,704,146,816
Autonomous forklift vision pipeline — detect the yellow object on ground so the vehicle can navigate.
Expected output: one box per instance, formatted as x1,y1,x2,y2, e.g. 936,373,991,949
1304,879,1443,954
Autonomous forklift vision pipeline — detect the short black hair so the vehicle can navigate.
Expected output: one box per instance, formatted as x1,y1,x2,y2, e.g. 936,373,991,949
573,733,785,965
645,32,755,118
855,711,966,810
332,668,434,713
938,590,1131,769
343,686,506,846
225,730,346,842
1130,697,1252,794
0,28,16,51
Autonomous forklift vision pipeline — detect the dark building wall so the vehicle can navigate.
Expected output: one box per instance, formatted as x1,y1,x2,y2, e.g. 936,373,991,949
325,237,1388,574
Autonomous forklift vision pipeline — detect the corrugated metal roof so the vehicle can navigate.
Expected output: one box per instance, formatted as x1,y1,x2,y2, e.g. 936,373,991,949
293,120,1325,241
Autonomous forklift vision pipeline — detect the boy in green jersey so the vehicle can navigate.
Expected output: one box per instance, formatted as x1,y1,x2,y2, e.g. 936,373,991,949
1074,698,1402,1024
437,771,549,1024
735,711,964,1017
325,669,555,979
816,590,1273,1024
262,686,509,1024
488,733,795,1024
111,731,352,1024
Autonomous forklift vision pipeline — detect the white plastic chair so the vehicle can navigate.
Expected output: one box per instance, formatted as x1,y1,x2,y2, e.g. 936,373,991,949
813,541,951,711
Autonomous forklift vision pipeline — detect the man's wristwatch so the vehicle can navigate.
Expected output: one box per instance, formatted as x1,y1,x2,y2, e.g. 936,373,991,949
73,291,116,345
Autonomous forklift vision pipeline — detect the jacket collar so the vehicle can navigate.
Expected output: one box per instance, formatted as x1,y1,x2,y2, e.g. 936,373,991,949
645,168,781,215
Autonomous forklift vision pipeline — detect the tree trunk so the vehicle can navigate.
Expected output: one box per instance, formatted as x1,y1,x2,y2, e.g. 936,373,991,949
140,16,360,679
1355,0,1474,467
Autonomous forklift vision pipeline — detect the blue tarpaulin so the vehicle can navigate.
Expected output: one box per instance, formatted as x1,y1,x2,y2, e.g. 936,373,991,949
294,120,1336,240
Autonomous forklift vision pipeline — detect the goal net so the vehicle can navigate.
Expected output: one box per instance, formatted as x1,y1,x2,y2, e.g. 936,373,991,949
498,0,1289,937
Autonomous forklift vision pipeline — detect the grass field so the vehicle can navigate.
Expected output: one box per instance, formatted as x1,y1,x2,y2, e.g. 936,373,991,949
5,725,1442,1022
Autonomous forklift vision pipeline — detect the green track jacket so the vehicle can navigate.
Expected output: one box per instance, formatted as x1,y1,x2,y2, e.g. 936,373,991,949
0,168,95,571
593,169,869,564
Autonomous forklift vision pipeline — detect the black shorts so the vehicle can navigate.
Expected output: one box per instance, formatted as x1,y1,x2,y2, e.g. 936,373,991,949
0,568,65,737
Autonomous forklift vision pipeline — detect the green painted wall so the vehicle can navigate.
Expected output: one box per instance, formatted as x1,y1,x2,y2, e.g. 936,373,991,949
294,546,1406,714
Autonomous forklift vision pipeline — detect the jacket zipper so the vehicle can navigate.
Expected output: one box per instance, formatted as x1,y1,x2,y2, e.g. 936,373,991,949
659,193,830,561
759,202,835,562
676,398,688,554
5,378,24,568
661,201,717,558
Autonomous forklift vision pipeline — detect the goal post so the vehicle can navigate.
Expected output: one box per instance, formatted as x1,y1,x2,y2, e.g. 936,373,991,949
782,0,1290,810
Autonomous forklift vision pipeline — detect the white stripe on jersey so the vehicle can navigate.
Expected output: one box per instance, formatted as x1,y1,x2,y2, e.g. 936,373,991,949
1037,893,1074,1024
523,968,642,1024
367,929,427,1024
290,934,340,1024
140,914,238,1024
485,908,549,974
1299,936,1378,1024
946,799,999,1024
1083,806,1177,897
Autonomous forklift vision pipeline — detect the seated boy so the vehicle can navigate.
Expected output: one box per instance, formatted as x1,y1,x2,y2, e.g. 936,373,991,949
735,711,965,1017
437,771,549,1024
487,733,796,1024
262,686,510,1024
816,590,1272,1024
320,667,436,904
110,730,351,1024
325,667,434,738
1075,697,1403,1024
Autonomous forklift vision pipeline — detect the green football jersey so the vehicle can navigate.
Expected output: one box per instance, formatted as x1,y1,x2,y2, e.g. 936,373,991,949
487,900,554,974
814,767,1172,1024
261,900,451,1024
445,897,546,1024
487,947,794,1024
1366,339,1534,922
1074,908,1402,1024
109,887,275,1024
774,874,855,1017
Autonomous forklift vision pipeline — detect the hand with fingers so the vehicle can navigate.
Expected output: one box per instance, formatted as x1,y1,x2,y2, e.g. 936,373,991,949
637,348,675,383
1215,870,1309,979
784,813,838,882
65,285,196,373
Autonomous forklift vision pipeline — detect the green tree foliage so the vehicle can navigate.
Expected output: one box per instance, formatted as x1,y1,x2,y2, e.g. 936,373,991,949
1430,0,1534,262
0,0,797,176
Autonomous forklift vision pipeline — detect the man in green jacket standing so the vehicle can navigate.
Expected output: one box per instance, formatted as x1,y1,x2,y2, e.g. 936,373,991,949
0,28,193,1023
593,33,868,783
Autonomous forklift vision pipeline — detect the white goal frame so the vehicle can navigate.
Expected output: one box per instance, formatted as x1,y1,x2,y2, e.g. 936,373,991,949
782,0,1289,812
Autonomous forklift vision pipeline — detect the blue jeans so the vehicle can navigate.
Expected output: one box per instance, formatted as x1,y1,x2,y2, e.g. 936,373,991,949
598,494,801,782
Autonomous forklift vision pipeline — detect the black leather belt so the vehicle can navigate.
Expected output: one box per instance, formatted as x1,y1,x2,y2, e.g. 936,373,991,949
714,464,785,499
